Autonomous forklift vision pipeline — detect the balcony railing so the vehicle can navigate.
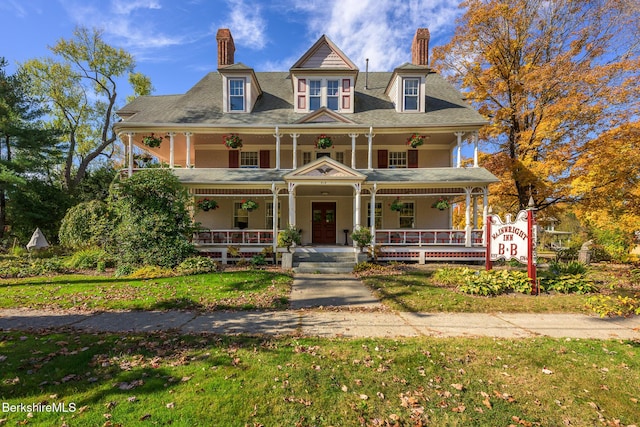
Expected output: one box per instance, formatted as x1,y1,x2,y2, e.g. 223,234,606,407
374,229,484,246
193,229,275,245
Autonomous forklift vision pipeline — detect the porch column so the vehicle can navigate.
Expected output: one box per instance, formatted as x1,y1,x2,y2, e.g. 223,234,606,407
472,195,478,229
482,187,489,245
465,187,472,247
370,183,377,244
455,132,464,168
274,126,282,170
272,183,278,253
288,182,296,226
366,126,374,170
473,131,479,167
290,133,299,169
184,132,192,167
349,133,358,169
126,132,134,177
168,132,175,168
353,183,362,247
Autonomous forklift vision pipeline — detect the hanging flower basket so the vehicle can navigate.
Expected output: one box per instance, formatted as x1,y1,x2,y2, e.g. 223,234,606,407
316,134,333,149
241,199,259,212
431,197,450,210
142,133,163,148
390,198,405,212
197,198,219,211
406,133,426,148
223,133,243,149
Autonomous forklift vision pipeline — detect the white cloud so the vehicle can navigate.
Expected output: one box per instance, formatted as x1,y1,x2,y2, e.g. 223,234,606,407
219,0,268,50
110,0,161,15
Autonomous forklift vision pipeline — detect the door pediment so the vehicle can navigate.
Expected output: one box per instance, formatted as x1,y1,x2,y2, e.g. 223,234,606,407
285,156,366,182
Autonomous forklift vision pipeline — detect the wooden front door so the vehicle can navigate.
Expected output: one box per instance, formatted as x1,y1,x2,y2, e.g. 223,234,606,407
312,202,337,244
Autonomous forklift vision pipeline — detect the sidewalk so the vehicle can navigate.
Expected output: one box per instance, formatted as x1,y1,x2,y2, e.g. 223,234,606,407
1,308,639,339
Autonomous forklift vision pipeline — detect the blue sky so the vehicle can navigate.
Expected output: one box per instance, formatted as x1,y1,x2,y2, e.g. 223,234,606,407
0,0,464,100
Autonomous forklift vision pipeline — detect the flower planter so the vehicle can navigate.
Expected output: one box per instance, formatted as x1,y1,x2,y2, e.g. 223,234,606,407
223,133,243,149
142,133,163,148
406,133,426,148
315,134,333,149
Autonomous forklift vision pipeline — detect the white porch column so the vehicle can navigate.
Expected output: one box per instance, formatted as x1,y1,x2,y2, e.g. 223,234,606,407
473,131,479,167
370,183,377,244
168,132,175,168
465,187,472,247
455,132,464,168
472,195,478,229
366,126,374,170
126,132,134,177
482,187,489,245
272,183,279,253
184,132,192,167
353,183,362,248
287,182,296,226
349,133,359,169
290,133,299,169
274,126,282,170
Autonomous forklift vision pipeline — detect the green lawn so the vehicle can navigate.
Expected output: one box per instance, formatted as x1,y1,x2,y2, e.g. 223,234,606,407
0,331,637,426
0,270,292,311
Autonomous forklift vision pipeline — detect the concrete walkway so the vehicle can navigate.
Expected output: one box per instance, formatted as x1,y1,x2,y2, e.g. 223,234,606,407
1,308,639,339
290,273,383,310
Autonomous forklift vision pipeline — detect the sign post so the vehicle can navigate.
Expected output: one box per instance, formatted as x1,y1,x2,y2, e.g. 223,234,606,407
486,199,538,294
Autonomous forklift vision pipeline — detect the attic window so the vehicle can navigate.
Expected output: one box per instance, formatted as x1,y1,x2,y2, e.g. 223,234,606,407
229,78,245,111
403,78,419,111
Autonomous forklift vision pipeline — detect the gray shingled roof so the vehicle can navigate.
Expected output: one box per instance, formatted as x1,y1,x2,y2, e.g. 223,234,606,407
172,167,498,186
118,70,486,128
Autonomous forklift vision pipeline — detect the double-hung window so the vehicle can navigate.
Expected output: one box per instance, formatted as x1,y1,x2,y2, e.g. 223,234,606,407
367,202,383,229
240,151,258,168
327,80,339,110
309,80,321,110
229,78,245,111
403,78,419,111
389,152,407,168
399,202,415,229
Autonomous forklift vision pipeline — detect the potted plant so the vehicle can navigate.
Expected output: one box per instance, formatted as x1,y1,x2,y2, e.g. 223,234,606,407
406,133,426,148
431,197,450,210
142,133,163,148
315,134,333,149
241,199,259,212
196,198,219,211
223,133,243,149
390,198,404,212
277,225,301,268
351,227,373,262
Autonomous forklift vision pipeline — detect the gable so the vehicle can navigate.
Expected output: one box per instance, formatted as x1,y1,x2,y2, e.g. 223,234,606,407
295,107,356,124
291,35,358,71
285,157,366,181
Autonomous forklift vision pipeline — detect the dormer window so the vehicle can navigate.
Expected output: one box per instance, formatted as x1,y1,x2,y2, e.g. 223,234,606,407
229,78,245,111
309,80,321,110
327,80,339,110
295,77,353,113
403,78,419,111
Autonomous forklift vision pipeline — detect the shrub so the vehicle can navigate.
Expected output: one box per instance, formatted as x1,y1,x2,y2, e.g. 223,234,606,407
548,260,587,276
127,265,175,279
351,227,373,250
432,267,475,286
591,228,634,263
114,264,134,277
277,225,301,253
59,200,111,249
542,274,597,294
176,257,219,275
65,248,111,270
250,254,267,267
586,294,640,317
0,257,67,278
458,270,532,296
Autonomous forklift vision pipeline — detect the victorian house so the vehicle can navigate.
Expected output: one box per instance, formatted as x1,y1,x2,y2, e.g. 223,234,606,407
114,28,498,264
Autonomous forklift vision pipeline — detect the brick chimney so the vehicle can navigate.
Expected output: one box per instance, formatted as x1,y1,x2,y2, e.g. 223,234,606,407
411,28,430,66
216,28,235,68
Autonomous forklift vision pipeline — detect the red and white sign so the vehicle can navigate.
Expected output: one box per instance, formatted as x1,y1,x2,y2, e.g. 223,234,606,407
488,210,530,262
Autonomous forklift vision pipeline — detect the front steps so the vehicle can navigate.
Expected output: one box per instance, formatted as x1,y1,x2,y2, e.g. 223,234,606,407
292,248,359,274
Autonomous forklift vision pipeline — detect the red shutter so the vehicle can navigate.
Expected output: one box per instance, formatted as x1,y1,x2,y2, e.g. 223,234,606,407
408,150,418,168
260,150,270,168
297,79,306,109
229,150,239,168
377,150,388,169
342,78,350,92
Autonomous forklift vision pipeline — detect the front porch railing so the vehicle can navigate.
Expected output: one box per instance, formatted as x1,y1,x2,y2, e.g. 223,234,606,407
193,229,275,245
374,229,484,246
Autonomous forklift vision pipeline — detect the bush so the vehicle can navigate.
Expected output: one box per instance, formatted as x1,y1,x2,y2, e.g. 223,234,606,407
176,257,219,275
59,200,111,249
127,265,175,279
65,248,112,270
0,257,67,278
586,294,640,317
548,260,587,275
591,228,634,263
432,267,475,286
250,254,267,267
458,269,532,296
542,274,597,294
114,264,134,277
277,225,301,253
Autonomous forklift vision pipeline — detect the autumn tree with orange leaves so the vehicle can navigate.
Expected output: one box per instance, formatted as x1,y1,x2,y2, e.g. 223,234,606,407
432,0,640,217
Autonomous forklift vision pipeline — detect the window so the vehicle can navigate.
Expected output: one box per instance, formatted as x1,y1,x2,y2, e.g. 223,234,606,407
240,151,258,168
266,202,281,229
335,151,345,165
389,152,407,168
302,152,312,165
399,202,415,229
327,80,339,110
367,202,382,229
403,78,419,111
229,78,245,111
234,202,248,229
309,80,321,110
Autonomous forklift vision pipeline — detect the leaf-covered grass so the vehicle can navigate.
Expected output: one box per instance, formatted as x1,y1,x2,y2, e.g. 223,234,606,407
0,271,292,311
360,266,600,313
0,331,638,426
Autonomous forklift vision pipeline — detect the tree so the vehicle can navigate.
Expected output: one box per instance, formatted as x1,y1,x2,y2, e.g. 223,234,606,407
0,57,62,241
21,27,152,192
108,169,195,268
432,0,640,212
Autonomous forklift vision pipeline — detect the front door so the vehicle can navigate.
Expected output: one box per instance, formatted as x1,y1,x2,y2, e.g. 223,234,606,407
312,202,337,244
